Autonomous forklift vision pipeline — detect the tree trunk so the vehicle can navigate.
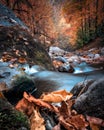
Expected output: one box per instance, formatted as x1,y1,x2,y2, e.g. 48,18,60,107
95,0,99,36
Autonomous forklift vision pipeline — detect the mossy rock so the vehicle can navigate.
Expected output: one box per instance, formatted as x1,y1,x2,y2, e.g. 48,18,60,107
3,75,36,105
0,98,30,130
0,26,54,70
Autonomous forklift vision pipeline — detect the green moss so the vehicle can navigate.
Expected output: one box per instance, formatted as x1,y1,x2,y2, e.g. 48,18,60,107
0,110,29,130
0,99,30,130
3,75,36,105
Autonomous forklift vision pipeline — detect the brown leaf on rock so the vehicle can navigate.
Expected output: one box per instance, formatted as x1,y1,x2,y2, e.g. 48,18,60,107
23,92,59,113
86,115,104,127
41,90,73,103
18,57,27,64
60,101,72,118
59,100,88,130
0,82,8,91
0,92,5,98
15,98,34,117
52,123,61,130
53,60,63,68
2,54,13,62
15,50,20,56
89,123,100,130
59,115,75,130
30,108,45,130
66,115,88,130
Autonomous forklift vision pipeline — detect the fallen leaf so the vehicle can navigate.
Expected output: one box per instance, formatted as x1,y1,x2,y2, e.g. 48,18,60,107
15,98,34,116
41,90,73,103
0,82,8,91
60,101,72,118
59,115,75,130
89,123,100,130
53,60,63,68
66,115,88,130
2,54,13,62
30,108,45,130
52,123,61,130
18,57,27,64
23,92,59,113
59,100,88,130
15,50,20,56
0,92,5,98
86,115,104,127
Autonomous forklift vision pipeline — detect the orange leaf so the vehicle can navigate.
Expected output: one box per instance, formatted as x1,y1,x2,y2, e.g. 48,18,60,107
41,90,73,103
0,92,5,99
30,108,45,130
15,98,34,116
18,57,27,64
23,92,59,113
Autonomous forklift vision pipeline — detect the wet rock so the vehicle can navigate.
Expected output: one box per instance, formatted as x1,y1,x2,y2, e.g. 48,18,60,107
71,79,95,98
101,47,104,55
3,75,37,105
0,72,10,78
73,78,104,119
0,82,8,91
67,55,80,63
94,54,100,59
87,53,94,58
58,63,75,73
54,56,67,63
49,46,65,57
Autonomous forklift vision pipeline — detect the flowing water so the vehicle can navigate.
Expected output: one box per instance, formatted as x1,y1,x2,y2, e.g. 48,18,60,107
0,61,104,96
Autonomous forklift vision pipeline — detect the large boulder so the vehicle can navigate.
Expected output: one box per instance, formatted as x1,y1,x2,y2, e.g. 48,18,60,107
0,26,54,70
0,4,54,70
73,78,104,119
70,79,95,98
3,75,36,105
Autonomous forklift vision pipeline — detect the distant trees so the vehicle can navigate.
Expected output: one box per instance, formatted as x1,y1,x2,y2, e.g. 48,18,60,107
0,0,55,48
0,0,32,10
0,0,104,48
62,0,104,47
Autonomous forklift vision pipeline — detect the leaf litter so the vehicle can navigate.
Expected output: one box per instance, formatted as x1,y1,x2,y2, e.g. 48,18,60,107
15,90,104,130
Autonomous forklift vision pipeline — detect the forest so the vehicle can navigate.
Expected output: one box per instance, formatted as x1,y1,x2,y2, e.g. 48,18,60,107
0,0,104,49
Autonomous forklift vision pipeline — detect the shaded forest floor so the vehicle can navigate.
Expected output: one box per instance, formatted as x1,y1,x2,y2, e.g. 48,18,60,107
79,37,104,51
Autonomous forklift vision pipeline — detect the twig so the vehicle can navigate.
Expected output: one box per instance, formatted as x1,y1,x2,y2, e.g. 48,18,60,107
77,74,88,98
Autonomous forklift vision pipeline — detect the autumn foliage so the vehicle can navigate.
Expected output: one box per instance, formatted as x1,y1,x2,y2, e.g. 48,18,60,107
1,0,104,48
62,0,104,46
15,91,104,130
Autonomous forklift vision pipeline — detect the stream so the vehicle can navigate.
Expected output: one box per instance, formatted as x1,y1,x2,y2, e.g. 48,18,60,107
0,61,104,97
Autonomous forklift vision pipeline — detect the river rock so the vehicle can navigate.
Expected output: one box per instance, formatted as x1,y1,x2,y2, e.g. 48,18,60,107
3,75,36,105
67,55,80,63
70,79,95,98
101,47,104,55
73,78,104,119
94,54,100,59
49,46,65,57
54,56,67,63
58,63,75,73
